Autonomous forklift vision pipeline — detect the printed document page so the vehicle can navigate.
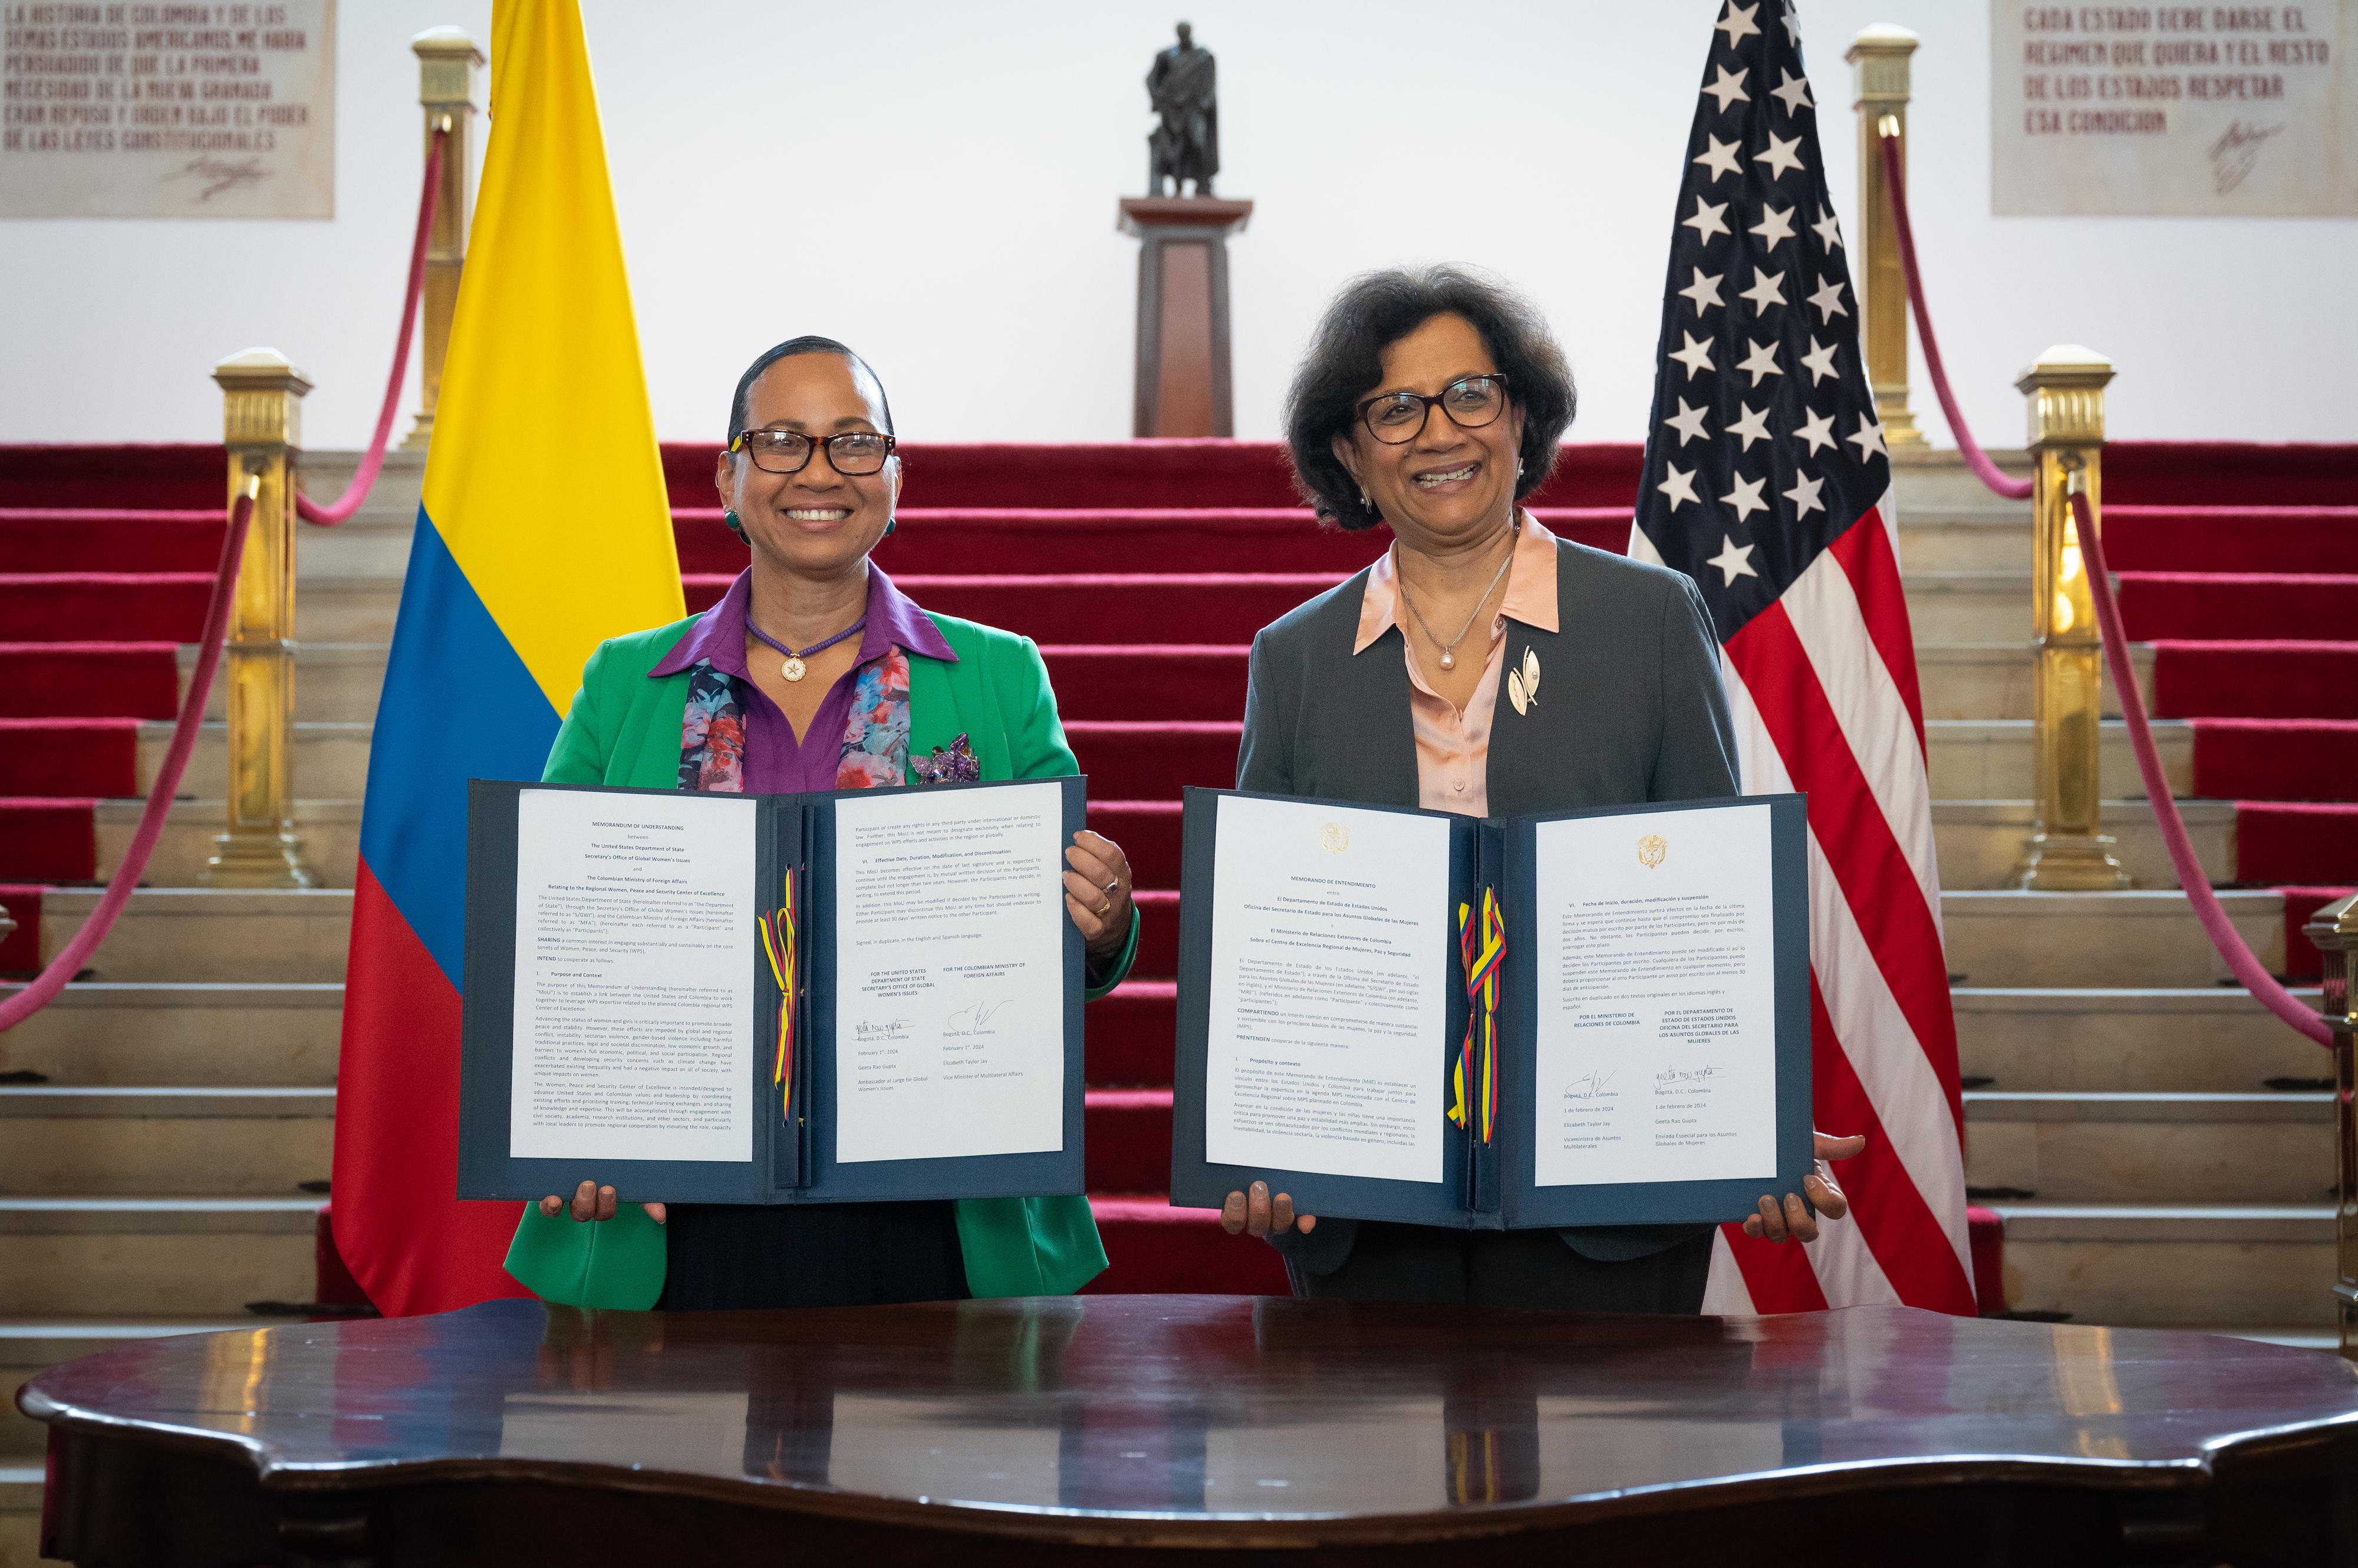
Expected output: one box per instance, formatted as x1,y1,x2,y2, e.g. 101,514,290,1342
832,782,1067,1164
1531,801,1779,1187
1203,795,1448,1184
508,788,757,1164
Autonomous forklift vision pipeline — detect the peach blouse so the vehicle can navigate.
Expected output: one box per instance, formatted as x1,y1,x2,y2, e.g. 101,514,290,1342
1353,516,1561,818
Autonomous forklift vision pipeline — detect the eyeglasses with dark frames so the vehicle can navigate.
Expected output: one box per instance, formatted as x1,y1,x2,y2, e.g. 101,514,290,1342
1356,374,1511,445
729,428,898,476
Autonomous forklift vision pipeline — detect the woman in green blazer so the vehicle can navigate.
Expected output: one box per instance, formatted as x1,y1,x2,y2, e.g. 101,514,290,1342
505,337,1137,1312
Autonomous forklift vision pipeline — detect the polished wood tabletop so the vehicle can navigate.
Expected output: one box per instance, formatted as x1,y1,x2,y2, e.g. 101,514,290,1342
19,1294,2358,1566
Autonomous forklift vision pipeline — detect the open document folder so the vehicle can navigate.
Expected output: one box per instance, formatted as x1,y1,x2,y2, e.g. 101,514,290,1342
456,776,1086,1205
1169,789,1814,1230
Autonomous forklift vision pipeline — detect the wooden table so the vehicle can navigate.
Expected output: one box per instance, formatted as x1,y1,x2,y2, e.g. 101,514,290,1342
19,1294,2358,1566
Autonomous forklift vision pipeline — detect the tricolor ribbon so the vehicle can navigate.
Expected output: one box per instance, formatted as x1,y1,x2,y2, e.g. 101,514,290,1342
1448,887,1505,1144
757,869,797,1126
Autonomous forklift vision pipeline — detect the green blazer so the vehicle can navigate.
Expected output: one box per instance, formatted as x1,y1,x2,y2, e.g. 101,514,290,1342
503,608,1132,1309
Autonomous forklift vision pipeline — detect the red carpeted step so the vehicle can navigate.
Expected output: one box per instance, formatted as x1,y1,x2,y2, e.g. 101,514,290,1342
1084,1195,1289,1295
885,509,1378,576
2106,443,2358,508
1086,980,1176,1088
1134,891,1178,980
1089,801,1183,890
0,643,182,720
2152,641,2358,720
898,574,1345,646
2192,719,2358,802
0,444,223,509
1042,646,1248,722
2236,803,2358,884
2103,507,2358,573
2114,572,2358,641
0,799,95,881
0,509,228,572
0,573,215,642
1966,1205,2004,1314
1067,721,1238,801
1085,1087,1173,1194
0,718,139,797
2281,886,2351,983
0,882,41,974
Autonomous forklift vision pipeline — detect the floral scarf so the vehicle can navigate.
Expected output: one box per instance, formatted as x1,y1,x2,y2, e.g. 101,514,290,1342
677,648,913,793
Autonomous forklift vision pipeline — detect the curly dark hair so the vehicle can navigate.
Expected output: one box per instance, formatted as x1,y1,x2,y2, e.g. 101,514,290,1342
1282,266,1576,531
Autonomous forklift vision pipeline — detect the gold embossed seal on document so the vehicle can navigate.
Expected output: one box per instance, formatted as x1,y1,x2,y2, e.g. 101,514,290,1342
1637,834,1667,869
1321,822,1350,855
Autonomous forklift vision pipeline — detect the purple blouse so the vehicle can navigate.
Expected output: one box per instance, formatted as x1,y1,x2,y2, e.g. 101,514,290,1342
650,564,957,793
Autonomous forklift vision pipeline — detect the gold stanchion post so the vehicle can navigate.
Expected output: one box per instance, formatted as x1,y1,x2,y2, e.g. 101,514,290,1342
1846,24,1924,450
205,349,317,889
2306,895,2358,1359
2011,345,2129,891
403,25,482,451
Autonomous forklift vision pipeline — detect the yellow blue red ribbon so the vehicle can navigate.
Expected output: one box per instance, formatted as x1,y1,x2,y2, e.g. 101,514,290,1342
1448,887,1504,1144
757,869,796,1126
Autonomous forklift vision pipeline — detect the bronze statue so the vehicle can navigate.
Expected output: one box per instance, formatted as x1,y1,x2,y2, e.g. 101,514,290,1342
1146,21,1218,197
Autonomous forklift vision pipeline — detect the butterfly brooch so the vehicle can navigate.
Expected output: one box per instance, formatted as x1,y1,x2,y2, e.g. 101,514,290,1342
910,732,982,785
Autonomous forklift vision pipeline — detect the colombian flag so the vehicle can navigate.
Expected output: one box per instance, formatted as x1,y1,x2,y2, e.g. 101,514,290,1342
331,0,683,1316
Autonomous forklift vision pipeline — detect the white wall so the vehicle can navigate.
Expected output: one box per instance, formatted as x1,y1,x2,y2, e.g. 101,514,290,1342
4,1,2352,452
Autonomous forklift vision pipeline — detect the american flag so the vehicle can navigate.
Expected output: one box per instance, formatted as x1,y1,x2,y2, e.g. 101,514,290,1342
1629,1,1976,1315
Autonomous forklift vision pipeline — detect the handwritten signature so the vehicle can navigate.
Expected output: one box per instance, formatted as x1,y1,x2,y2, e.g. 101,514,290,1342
164,156,270,202
2208,120,2283,196
1563,1067,1619,1102
946,999,1012,1036
1655,1064,1721,1087
854,1018,911,1042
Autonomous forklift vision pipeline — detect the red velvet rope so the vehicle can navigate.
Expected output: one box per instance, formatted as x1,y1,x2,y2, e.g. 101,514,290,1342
294,127,447,526
1875,132,2034,502
2072,487,2332,1047
0,482,257,1032
1876,123,2330,1048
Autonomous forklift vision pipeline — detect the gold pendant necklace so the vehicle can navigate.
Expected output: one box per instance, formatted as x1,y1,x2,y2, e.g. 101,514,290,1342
749,615,867,685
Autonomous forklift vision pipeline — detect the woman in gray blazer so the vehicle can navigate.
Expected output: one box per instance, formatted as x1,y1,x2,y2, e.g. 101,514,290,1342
1220,266,1858,1312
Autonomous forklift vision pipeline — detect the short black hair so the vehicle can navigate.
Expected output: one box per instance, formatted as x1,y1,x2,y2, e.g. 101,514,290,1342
1283,266,1576,531
726,335,896,443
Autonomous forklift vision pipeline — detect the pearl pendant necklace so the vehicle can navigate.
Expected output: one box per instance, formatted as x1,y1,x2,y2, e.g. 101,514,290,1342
1396,522,1519,673
747,615,866,683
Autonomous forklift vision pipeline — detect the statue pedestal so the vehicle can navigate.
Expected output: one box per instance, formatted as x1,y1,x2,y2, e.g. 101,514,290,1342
1118,196,1253,437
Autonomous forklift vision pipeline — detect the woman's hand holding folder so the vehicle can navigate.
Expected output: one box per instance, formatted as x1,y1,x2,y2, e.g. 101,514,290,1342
1740,1132,1865,1244
539,1180,667,1228
1220,1181,1316,1238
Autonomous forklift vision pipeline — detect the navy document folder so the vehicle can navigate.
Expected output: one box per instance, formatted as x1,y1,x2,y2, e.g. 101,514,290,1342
456,776,1088,1205
1168,788,1813,1230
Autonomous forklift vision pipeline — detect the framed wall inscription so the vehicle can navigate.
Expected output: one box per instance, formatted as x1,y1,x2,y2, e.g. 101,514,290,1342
1991,1,2355,216
2,0,334,219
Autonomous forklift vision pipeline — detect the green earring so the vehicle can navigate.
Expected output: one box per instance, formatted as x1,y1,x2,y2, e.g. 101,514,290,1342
724,508,746,541
884,515,897,537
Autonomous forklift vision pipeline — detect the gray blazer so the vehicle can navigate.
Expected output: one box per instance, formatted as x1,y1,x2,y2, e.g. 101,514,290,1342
1235,535,1743,1269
